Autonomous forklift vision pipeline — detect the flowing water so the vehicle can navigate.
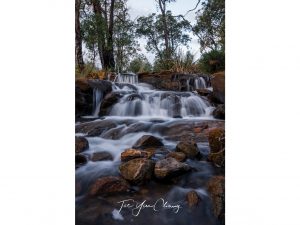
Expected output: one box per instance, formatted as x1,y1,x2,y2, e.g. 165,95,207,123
76,74,222,225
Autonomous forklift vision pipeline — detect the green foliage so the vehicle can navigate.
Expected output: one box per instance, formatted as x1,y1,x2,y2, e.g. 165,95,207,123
136,11,191,70
75,62,99,78
128,55,152,73
198,49,225,74
194,0,225,53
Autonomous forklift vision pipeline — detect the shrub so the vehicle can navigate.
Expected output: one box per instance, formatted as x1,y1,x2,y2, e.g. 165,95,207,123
198,50,225,74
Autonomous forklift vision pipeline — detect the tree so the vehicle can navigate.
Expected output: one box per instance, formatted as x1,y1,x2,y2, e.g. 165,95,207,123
193,0,225,53
136,11,190,70
114,0,139,72
75,0,84,72
128,55,152,73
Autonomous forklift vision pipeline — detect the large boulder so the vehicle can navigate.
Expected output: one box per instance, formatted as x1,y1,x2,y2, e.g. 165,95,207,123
154,157,191,180
175,140,200,159
89,176,129,196
208,128,225,153
121,149,153,162
208,150,225,168
213,104,225,120
206,176,225,224
75,136,89,153
211,71,225,104
166,152,186,162
119,158,154,184
99,92,123,116
133,135,164,149
91,152,113,162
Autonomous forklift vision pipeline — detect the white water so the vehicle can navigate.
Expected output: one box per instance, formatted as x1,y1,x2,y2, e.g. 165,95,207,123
115,73,138,84
92,88,103,117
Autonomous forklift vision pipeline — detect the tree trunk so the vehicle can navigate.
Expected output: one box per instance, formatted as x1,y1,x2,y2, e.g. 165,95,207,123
75,0,84,72
158,0,171,60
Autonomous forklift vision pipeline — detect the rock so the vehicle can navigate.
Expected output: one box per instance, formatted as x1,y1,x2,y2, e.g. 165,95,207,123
91,152,113,161
154,157,191,180
213,104,225,120
75,136,89,153
121,149,153,162
208,150,225,168
196,88,212,96
119,158,154,184
99,92,123,116
89,176,129,196
76,154,87,166
206,176,225,224
208,128,225,153
133,135,164,149
75,119,118,137
186,190,200,207
211,71,225,104
175,141,200,159
166,152,186,162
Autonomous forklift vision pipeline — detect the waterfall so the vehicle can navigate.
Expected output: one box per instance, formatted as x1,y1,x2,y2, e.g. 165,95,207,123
116,73,138,84
109,91,212,118
194,77,207,89
92,88,103,117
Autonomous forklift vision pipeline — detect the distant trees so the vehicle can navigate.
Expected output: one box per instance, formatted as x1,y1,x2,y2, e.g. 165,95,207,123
128,55,152,73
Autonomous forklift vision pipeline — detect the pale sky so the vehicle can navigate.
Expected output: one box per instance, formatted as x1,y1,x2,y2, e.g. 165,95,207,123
127,0,202,63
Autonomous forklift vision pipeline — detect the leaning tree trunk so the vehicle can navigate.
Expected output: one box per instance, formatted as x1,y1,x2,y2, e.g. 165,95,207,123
75,0,84,72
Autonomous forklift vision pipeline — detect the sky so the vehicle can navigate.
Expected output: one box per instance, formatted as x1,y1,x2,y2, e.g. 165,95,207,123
127,0,202,63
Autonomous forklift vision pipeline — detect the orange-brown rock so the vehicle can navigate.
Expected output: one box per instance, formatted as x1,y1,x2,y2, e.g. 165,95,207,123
206,176,225,224
186,190,201,207
75,136,89,153
121,149,153,162
166,152,186,162
208,128,225,153
211,71,225,103
119,158,154,184
175,140,200,159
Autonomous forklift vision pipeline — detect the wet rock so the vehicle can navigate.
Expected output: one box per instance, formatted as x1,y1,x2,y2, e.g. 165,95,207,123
121,149,153,162
133,135,164,149
213,104,225,120
154,157,191,180
186,190,200,207
119,158,154,184
89,176,130,196
208,150,225,168
206,176,225,224
166,152,186,162
99,92,123,116
91,152,113,162
75,119,118,137
75,136,89,153
208,128,225,153
76,154,87,166
175,141,200,159
75,79,93,118
196,88,212,96
127,93,144,101
211,71,225,104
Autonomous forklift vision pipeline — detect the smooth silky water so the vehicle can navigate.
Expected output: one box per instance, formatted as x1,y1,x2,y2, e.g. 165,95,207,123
76,74,221,225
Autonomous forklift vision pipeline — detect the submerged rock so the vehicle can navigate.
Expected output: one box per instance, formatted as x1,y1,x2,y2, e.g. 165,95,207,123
119,158,154,185
76,154,87,167
91,152,113,162
166,152,186,162
213,104,225,120
175,141,200,159
208,128,225,153
154,157,191,180
75,136,89,153
89,176,129,196
186,190,201,207
133,135,164,149
206,176,225,224
121,149,153,162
